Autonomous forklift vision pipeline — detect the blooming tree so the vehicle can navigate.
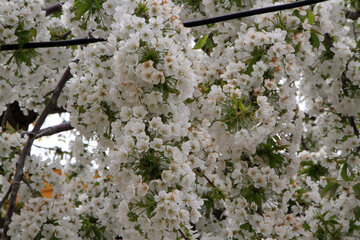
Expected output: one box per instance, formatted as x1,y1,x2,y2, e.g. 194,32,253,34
1,0,360,239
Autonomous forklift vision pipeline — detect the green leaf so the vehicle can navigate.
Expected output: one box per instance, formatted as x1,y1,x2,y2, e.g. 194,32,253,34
294,42,301,54
73,0,91,20
268,153,284,168
321,181,339,198
94,229,103,240
307,10,315,25
310,32,320,48
353,183,360,200
341,163,350,181
194,34,208,49
354,206,360,220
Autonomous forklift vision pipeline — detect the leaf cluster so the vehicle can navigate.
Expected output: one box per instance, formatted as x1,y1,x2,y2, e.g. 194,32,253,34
218,95,258,134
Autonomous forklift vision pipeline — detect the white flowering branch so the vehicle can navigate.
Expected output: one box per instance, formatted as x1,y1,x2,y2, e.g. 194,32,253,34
1,60,77,240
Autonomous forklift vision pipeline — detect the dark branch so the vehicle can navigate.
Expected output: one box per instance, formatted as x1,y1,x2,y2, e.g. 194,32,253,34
0,186,12,210
178,229,189,240
22,175,36,198
0,0,328,51
0,38,106,51
42,2,64,16
35,122,73,139
183,0,327,27
301,136,309,151
346,10,360,20
1,60,78,240
0,104,11,130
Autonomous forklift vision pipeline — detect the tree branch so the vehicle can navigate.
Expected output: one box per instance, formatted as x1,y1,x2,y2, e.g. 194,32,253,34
178,229,189,240
42,2,64,16
35,122,73,139
346,10,360,20
22,175,36,198
1,60,78,240
0,186,12,211
0,104,10,130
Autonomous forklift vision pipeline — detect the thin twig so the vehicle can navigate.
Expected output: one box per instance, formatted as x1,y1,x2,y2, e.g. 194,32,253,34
194,168,217,189
42,2,64,16
301,136,309,151
59,31,72,40
0,186,12,210
1,60,78,240
353,21,358,41
178,229,189,240
22,175,36,198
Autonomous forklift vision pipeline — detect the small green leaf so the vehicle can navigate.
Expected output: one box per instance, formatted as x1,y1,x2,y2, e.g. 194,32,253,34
307,10,315,25
341,163,349,181
310,32,320,48
193,35,208,49
74,3,90,20
354,206,360,220
294,42,301,54
353,183,360,200
321,181,339,198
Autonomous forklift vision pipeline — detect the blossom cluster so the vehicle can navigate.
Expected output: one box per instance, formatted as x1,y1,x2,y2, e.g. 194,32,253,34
1,0,360,239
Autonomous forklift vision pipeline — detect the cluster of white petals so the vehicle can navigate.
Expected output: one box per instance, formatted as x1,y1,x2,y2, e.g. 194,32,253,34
1,0,360,239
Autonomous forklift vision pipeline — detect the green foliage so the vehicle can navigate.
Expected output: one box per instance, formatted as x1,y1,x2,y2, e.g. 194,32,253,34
100,101,118,139
340,162,354,182
321,181,340,198
71,0,105,30
135,193,157,217
127,211,139,222
240,185,265,210
314,210,342,240
354,182,360,200
348,206,360,234
5,21,38,68
129,149,171,183
246,46,267,75
309,30,320,49
347,0,360,10
193,33,216,55
194,35,208,50
257,137,288,169
154,76,180,101
320,34,336,62
218,95,258,134
15,21,37,48
138,41,163,67
300,161,328,181
134,1,149,21
33,218,60,240
79,215,107,240
198,81,212,94
306,10,315,25
49,27,71,41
